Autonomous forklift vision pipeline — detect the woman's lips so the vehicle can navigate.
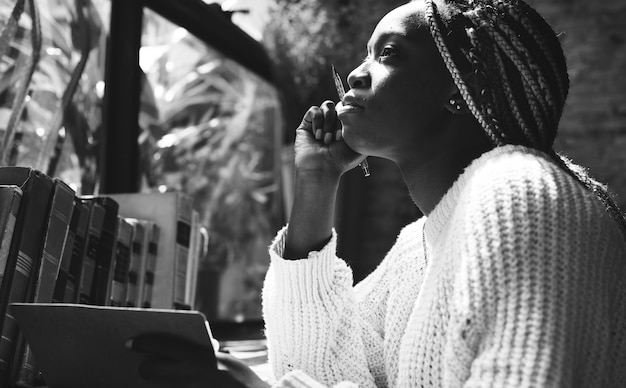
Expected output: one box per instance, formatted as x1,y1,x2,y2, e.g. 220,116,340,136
337,96,364,114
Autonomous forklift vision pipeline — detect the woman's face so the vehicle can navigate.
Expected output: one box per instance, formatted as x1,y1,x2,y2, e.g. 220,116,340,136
337,2,454,161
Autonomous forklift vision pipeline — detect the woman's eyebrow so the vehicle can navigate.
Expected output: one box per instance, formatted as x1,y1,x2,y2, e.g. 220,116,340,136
366,32,408,52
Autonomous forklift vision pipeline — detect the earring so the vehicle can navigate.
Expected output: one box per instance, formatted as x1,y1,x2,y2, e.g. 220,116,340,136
449,99,462,111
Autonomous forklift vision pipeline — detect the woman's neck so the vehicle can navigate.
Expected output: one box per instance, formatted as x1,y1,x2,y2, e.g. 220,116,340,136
398,136,493,216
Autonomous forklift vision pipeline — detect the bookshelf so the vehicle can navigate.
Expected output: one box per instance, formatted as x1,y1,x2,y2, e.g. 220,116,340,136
0,167,212,386
0,0,280,387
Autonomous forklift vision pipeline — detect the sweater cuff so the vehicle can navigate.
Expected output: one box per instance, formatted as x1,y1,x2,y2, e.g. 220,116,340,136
268,225,341,293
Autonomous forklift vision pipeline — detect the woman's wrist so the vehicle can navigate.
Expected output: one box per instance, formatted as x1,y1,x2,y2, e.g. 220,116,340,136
284,170,340,260
293,161,343,184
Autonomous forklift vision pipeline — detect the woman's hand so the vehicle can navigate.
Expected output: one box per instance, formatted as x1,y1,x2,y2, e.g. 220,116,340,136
283,100,364,258
129,333,269,388
295,100,365,178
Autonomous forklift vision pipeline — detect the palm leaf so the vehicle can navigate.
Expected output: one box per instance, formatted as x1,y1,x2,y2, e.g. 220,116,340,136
1,0,42,165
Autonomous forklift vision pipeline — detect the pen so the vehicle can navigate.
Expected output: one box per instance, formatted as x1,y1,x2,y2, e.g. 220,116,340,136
332,65,371,177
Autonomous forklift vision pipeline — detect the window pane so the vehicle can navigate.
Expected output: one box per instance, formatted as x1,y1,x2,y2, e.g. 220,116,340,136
140,9,283,322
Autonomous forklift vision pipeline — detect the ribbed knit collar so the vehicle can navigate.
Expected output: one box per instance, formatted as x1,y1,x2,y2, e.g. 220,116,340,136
422,144,540,248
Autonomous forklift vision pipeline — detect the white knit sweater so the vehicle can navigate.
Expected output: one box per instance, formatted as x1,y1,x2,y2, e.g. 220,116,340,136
262,145,626,387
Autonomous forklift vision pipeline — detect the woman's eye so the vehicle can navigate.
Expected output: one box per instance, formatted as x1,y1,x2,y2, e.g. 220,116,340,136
378,46,396,61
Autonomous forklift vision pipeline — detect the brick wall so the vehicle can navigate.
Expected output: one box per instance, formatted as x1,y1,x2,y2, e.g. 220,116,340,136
340,0,626,282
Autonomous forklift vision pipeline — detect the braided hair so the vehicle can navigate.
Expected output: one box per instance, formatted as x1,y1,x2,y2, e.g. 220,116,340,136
423,0,626,240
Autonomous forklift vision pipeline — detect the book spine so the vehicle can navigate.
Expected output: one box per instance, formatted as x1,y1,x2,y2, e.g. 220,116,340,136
188,225,208,309
186,210,207,309
109,218,132,307
12,179,75,386
174,195,193,310
63,201,89,303
125,220,145,308
104,217,121,307
141,223,159,308
89,196,119,305
31,180,75,303
186,211,199,308
52,200,81,303
0,168,54,385
78,201,105,304
0,186,22,293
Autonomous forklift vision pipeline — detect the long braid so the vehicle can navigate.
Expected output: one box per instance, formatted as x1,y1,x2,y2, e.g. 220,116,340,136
465,11,544,146
424,1,505,146
468,27,522,144
425,0,626,241
494,0,569,105
484,29,539,147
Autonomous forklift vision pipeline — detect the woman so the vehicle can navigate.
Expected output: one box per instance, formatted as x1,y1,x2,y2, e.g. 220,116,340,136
132,0,626,386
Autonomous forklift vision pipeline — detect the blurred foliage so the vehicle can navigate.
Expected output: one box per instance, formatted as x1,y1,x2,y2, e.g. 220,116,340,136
140,10,283,321
264,0,406,141
0,0,106,193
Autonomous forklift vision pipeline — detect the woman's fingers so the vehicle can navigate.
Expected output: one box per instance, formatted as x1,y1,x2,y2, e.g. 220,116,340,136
310,105,324,141
297,102,342,145
297,107,317,137
320,100,339,145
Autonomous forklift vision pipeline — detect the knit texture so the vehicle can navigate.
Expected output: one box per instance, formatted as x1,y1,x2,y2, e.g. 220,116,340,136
262,145,626,387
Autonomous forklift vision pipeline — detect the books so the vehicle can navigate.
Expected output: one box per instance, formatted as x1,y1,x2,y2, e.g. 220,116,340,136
0,175,209,385
9,303,217,388
28,179,75,305
142,222,160,308
83,196,119,306
76,199,105,304
0,168,55,383
187,211,208,308
125,218,147,308
109,192,194,310
13,179,75,386
108,217,132,307
63,200,90,303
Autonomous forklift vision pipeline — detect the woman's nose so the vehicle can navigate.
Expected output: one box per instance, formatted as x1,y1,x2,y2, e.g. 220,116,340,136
347,64,370,89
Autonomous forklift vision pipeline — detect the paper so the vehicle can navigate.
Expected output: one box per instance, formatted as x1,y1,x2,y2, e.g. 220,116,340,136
10,303,216,388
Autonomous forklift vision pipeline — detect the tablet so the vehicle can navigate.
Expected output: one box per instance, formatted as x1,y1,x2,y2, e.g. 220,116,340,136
10,303,217,388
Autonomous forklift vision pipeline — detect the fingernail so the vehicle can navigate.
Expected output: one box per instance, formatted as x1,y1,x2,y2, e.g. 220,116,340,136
125,339,134,349
324,132,332,144
315,129,322,139
335,130,342,141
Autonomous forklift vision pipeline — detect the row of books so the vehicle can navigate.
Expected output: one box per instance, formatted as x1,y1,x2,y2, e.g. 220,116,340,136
0,167,208,387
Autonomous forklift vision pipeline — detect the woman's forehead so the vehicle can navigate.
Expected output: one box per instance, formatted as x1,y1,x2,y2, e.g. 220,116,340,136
370,2,430,45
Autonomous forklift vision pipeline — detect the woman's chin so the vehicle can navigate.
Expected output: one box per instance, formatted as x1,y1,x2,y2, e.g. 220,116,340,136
341,130,367,154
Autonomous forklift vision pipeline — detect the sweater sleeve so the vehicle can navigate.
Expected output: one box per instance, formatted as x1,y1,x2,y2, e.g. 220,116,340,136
262,225,387,388
450,155,626,387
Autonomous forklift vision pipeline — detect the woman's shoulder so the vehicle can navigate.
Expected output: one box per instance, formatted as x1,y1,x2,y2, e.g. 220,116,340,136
466,145,561,187
461,145,593,208
453,147,625,285
457,145,621,242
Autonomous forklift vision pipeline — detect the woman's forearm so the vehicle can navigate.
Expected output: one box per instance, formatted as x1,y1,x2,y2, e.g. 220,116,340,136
284,171,341,260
